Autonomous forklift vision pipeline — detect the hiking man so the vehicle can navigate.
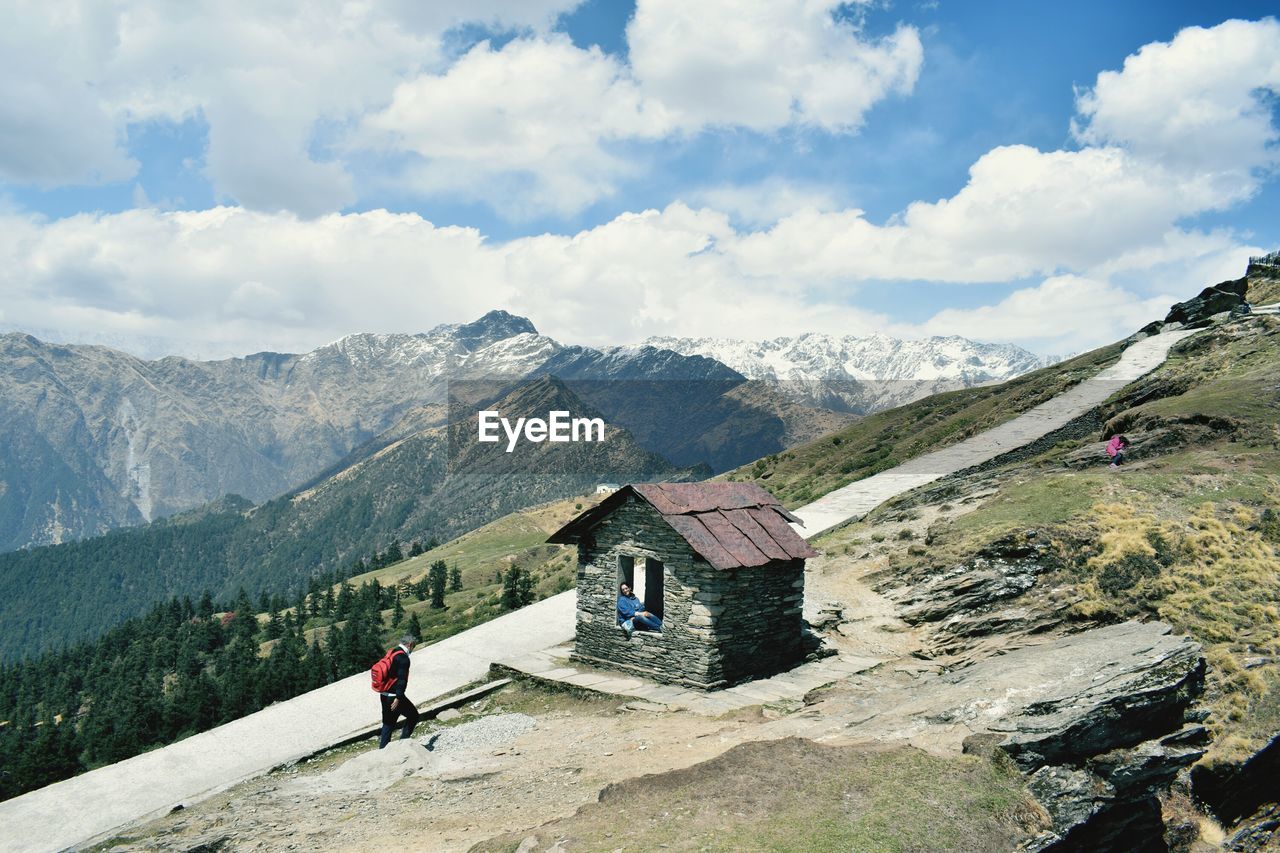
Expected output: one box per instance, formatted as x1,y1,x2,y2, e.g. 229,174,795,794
377,634,420,748
617,582,661,638
1106,434,1130,469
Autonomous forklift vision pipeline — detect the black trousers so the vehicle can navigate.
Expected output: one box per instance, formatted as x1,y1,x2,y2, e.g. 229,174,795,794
378,694,420,748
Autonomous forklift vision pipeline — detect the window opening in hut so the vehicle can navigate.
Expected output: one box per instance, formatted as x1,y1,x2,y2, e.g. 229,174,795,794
617,555,634,589
643,557,664,619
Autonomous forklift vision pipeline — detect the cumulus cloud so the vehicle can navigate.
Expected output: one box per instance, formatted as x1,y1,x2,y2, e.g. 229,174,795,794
1073,17,1280,196
2,0,921,216
0,0,588,214
352,0,923,214
2,16,1276,357
0,2,138,185
0,204,894,355
685,180,844,228
627,0,922,131
358,36,673,215
920,276,1176,355
731,17,1280,285
0,202,1255,361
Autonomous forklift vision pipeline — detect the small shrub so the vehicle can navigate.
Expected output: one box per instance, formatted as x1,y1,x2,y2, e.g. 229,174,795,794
897,529,915,540
1097,552,1163,597
871,533,885,543
1259,507,1280,543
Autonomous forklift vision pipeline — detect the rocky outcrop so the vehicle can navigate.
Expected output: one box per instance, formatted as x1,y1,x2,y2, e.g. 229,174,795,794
1226,802,1280,851
1163,278,1248,328
833,620,1205,850
876,531,1067,659
990,625,1208,851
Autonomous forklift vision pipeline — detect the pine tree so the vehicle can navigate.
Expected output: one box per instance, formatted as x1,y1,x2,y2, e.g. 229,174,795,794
501,567,522,610
335,582,354,620
449,564,462,592
392,593,405,627
304,638,332,690
517,570,536,607
429,560,448,608
408,611,423,642
409,541,424,557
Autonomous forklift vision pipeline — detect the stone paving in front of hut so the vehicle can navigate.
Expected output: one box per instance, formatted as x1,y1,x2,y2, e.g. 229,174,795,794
491,642,884,715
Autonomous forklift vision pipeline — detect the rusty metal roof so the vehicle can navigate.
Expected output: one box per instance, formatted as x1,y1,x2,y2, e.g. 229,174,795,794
547,482,818,569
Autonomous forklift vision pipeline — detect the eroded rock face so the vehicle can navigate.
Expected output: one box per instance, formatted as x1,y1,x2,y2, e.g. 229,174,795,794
990,625,1205,770
877,532,1067,658
824,621,1205,850
1163,278,1248,328
1226,802,1280,852
1192,733,1280,828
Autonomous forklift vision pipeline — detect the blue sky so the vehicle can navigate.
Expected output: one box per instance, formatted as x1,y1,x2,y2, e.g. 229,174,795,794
1,1,1278,358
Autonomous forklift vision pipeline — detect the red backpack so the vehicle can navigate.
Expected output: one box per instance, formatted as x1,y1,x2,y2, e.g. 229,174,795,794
370,647,406,693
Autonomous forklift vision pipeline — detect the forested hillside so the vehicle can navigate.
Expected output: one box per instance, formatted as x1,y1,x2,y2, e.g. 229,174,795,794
0,378,679,661
0,496,586,802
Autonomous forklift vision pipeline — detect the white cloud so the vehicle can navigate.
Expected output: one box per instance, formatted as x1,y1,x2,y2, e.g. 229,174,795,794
2,0,922,216
0,2,138,186
729,18,1280,284
0,1,591,214
1,16,1276,358
358,36,673,216
2,202,1254,362
627,0,922,131
0,204,895,356
685,180,843,228
920,276,1176,354
728,146,1206,283
1074,17,1280,197
352,1,923,214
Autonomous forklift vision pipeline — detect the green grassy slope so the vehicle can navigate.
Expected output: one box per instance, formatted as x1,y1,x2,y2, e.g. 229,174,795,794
863,313,1280,767
721,341,1125,507
303,495,594,648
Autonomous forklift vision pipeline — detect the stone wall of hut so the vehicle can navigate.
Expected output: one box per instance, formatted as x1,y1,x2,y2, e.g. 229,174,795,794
571,493,805,689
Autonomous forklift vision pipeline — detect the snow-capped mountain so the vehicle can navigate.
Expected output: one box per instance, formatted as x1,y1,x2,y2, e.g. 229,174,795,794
0,311,848,550
644,332,1054,413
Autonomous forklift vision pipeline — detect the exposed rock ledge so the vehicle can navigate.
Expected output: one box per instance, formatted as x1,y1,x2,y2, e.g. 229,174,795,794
827,621,1205,850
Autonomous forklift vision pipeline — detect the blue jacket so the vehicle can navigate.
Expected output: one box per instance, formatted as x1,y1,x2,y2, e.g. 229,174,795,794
617,593,645,623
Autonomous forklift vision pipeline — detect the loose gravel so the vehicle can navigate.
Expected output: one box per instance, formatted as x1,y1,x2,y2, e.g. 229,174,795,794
424,713,537,757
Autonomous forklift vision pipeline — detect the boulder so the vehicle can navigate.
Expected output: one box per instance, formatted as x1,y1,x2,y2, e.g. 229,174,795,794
1023,735,1205,852
1164,278,1248,328
991,625,1205,770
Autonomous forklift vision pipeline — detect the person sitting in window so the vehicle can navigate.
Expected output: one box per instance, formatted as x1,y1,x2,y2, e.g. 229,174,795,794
617,581,661,638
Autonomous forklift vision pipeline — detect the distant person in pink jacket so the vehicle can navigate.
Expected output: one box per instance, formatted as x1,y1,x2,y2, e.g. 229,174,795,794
1106,434,1129,469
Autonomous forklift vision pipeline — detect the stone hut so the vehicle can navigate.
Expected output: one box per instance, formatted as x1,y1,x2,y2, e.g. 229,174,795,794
548,482,818,689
